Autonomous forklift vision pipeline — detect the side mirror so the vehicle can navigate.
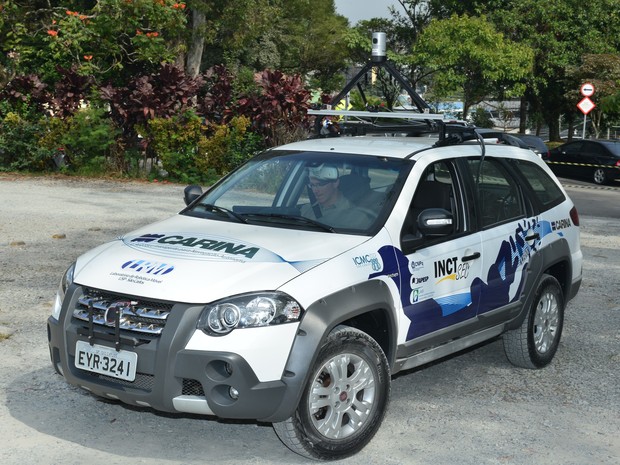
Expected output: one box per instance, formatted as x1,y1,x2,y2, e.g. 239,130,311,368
184,184,203,206
417,208,453,237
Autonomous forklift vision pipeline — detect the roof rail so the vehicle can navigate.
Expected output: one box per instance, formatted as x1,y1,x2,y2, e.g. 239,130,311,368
308,108,470,139
308,109,446,121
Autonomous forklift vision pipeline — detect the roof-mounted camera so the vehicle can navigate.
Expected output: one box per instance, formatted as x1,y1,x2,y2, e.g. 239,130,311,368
371,32,387,63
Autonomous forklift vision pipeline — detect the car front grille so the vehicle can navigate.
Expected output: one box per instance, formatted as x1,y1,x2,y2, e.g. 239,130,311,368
182,379,205,396
95,372,155,392
72,287,173,336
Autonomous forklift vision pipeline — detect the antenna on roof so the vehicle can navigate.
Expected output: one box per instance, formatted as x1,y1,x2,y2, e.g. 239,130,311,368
308,32,477,144
326,32,430,114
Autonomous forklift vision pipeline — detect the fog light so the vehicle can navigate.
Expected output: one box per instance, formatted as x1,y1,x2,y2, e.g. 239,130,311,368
229,386,239,400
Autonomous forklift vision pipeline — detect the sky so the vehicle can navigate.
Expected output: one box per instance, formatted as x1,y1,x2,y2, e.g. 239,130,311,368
334,0,404,25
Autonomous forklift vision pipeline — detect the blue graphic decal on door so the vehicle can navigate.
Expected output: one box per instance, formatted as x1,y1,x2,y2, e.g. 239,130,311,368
370,218,556,341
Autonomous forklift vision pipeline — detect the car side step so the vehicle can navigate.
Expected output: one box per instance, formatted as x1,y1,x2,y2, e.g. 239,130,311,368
393,324,504,373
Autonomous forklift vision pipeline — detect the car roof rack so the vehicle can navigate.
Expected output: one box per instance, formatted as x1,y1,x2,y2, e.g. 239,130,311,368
308,108,447,136
307,108,492,147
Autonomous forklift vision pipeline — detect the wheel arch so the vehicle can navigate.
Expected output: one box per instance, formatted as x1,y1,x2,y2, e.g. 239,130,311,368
543,257,572,303
505,237,573,331
262,279,397,422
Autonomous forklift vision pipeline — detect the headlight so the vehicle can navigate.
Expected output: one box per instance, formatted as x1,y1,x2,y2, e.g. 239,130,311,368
51,262,75,320
61,262,75,293
197,292,303,336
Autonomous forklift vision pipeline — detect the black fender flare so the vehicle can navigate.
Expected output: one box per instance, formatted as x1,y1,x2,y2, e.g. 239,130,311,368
506,237,573,331
262,279,397,422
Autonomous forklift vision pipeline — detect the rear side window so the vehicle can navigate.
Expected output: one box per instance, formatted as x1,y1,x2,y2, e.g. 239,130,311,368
563,142,583,153
466,158,526,228
509,159,565,211
602,141,620,156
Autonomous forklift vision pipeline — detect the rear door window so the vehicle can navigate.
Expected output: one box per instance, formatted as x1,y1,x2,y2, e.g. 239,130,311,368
508,159,565,212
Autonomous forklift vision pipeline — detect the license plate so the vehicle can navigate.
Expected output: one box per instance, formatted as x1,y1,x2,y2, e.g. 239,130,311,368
75,340,137,382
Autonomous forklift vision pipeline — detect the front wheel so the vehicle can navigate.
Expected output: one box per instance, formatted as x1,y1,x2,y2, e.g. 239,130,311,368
503,274,564,369
593,167,608,185
273,326,390,460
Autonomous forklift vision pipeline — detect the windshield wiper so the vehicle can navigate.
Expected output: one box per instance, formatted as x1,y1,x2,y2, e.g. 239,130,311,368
244,212,335,232
198,204,248,224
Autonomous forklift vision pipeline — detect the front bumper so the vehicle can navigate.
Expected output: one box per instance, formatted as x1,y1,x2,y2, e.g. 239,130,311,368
47,285,290,421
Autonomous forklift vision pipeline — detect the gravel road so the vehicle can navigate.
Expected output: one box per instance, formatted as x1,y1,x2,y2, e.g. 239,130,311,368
0,174,618,465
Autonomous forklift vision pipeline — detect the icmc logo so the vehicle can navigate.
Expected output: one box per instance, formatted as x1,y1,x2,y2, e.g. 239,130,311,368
122,259,174,275
353,254,382,271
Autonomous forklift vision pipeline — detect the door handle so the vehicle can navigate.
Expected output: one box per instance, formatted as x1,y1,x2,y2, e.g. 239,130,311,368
525,233,540,241
462,252,481,262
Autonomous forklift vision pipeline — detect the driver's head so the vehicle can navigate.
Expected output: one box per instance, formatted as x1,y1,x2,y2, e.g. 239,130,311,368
308,164,340,206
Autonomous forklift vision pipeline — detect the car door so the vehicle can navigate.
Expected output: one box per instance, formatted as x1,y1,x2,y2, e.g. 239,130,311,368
555,141,583,177
575,141,602,176
465,157,532,317
399,159,482,341
589,142,613,172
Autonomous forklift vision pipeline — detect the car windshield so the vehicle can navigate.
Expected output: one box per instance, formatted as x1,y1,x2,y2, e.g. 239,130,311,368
184,150,412,235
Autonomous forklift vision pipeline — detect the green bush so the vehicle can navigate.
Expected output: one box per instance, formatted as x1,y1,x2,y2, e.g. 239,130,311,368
471,107,493,128
198,116,264,175
349,90,385,111
0,102,119,174
1,64,307,179
148,111,207,183
36,107,119,175
0,112,54,171
149,112,264,184
62,107,119,174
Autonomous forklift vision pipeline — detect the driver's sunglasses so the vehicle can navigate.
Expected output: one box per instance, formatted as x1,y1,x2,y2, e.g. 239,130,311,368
308,180,334,189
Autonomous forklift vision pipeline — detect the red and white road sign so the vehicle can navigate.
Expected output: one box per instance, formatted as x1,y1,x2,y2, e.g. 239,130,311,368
577,97,596,115
580,83,595,97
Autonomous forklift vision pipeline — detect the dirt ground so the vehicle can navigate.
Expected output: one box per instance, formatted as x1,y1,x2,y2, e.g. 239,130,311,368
0,174,618,465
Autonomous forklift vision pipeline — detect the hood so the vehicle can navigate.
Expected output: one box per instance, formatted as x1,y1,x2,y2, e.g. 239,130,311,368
73,214,369,303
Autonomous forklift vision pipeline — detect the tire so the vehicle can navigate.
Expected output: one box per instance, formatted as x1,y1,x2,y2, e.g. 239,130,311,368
273,326,390,460
503,274,564,369
593,168,607,185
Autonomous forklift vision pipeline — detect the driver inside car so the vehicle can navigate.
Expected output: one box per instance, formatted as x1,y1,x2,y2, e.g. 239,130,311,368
300,164,371,229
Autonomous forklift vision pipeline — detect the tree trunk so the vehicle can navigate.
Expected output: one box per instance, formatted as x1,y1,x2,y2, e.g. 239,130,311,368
186,9,206,78
591,110,602,139
519,96,527,133
547,116,561,142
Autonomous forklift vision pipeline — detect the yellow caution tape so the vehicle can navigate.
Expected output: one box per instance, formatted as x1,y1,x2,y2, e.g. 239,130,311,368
545,161,620,169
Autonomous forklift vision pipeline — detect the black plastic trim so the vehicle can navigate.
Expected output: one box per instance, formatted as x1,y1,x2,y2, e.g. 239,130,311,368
504,237,573,331
262,279,397,422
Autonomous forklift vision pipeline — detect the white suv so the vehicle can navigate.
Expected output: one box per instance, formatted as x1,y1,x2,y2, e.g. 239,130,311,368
48,129,582,460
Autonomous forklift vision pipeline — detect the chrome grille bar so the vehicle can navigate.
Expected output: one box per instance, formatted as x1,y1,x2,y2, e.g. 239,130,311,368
72,289,173,335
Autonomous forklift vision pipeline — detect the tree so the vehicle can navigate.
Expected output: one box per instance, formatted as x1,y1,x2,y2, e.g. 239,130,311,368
485,0,620,140
0,0,188,85
268,0,350,92
405,0,620,140
567,54,620,138
413,14,533,118
182,1,350,92
187,0,279,74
